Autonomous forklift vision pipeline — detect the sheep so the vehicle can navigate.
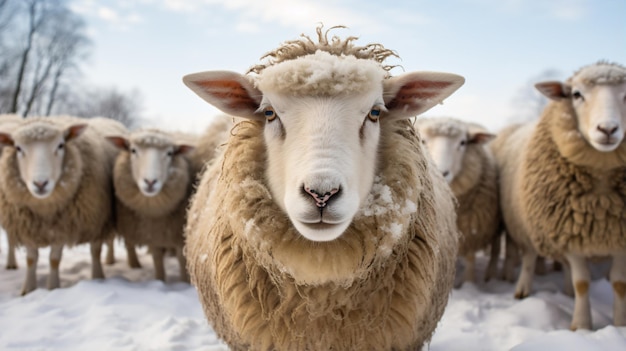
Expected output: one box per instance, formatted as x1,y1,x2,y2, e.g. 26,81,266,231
416,117,501,285
182,25,464,350
106,129,196,282
0,115,126,295
491,61,626,330
0,114,21,270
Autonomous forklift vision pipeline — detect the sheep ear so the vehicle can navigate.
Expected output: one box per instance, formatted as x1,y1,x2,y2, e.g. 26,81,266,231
106,136,130,150
383,71,465,120
0,132,14,147
175,144,195,155
535,81,571,100
64,124,87,141
183,71,263,120
469,132,495,144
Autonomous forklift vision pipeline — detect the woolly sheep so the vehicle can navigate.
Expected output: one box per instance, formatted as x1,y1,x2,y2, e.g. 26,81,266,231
107,129,195,282
416,117,501,285
491,61,626,330
183,26,464,350
0,114,21,270
0,115,126,295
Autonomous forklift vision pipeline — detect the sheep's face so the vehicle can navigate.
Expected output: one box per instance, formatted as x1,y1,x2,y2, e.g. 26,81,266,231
183,55,465,242
0,123,86,199
107,135,194,197
418,120,494,183
571,81,626,152
536,64,626,152
260,91,383,241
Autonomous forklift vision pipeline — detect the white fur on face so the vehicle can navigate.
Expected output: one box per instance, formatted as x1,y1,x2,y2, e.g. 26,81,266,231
572,80,626,152
130,144,175,197
421,133,467,184
15,135,66,199
262,90,384,242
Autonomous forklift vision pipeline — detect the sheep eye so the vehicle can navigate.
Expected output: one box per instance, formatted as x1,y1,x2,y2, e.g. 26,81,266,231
130,148,137,155
367,107,381,122
15,145,22,153
572,91,584,101
460,140,467,146
166,150,174,157
264,107,277,122
57,142,65,150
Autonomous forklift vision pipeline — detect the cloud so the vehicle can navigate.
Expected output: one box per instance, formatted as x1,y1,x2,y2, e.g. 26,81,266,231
70,0,143,30
496,0,588,21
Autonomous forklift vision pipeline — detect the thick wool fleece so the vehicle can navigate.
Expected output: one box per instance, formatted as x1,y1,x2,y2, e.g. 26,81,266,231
113,145,192,249
188,116,233,179
522,101,626,256
418,119,500,256
185,118,459,351
0,116,124,248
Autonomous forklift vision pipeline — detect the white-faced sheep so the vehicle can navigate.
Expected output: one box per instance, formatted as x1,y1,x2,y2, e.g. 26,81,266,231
182,26,464,350
0,116,126,295
491,61,626,330
416,117,501,285
0,114,21,270
107,129,195,282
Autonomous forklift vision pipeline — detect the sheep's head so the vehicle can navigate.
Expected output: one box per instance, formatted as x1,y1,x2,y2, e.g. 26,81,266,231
417,118,494,183
536,62,626,152
183,28,464,242
108,132,194,197
0,122,86,199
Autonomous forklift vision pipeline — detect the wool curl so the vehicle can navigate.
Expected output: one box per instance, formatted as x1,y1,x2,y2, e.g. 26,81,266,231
570,61,626,85
185,118,459,351
248,25,399,76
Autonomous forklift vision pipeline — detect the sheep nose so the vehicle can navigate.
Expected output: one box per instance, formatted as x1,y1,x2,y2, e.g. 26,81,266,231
33,180,48,192
144,178,157,189
597,122,619,137
303,186,340,208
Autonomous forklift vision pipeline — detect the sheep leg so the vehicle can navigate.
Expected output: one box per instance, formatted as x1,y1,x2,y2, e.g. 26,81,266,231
21,246,39,295
90,241,105,279
535,256,547,275
610,253,626,326
463,252,476,283
484,234,501,282
501,234,518,282
47,244,63,290
125,240,142,269
514,249,537,299
6,235,18,269
566,252,592,330
104,237,115,265
176,247,189,283
150,246,166,282
561,259,574,297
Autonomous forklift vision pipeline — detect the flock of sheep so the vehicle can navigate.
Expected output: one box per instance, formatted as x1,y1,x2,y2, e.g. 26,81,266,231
1,25,625,350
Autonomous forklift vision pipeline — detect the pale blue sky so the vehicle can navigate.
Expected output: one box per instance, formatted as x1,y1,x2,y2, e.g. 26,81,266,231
69,0,625,132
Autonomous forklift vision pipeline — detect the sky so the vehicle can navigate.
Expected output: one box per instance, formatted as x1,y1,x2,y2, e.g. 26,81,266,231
68,0,626,133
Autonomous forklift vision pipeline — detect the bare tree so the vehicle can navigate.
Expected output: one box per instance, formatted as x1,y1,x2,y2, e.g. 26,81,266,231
509,68,564,124
58,85,144,128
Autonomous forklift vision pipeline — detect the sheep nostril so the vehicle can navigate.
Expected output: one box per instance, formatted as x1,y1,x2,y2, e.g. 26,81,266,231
303,186,341,208
33,180,48,191
597,124,619,136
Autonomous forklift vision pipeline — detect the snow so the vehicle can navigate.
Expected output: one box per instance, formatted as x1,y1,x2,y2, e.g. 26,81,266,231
1,232,626,350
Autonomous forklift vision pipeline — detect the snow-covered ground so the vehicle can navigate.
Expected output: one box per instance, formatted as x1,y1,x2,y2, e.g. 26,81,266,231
1,232,625,351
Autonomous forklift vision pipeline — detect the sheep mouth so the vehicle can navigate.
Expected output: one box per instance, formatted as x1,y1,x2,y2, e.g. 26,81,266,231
298,221,343,232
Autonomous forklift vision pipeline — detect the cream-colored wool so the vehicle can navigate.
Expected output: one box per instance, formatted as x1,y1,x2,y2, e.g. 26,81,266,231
0,116,123,248
417,118,500,271
112,129,197,281
0,114,21,270
188,116,233,179
0,116,125,294
186,118,459,350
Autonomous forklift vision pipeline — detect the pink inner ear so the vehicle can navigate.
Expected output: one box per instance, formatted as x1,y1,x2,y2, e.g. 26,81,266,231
386,80,454,111
0,133,14,146
106,136,129,150
197,80,259,111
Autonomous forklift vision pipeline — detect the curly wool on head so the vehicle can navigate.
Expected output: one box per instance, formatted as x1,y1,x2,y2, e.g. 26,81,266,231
571,61,626,85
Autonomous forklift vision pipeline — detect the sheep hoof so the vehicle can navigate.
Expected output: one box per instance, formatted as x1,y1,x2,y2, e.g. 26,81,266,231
6,264,18,270
514,291,529,299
